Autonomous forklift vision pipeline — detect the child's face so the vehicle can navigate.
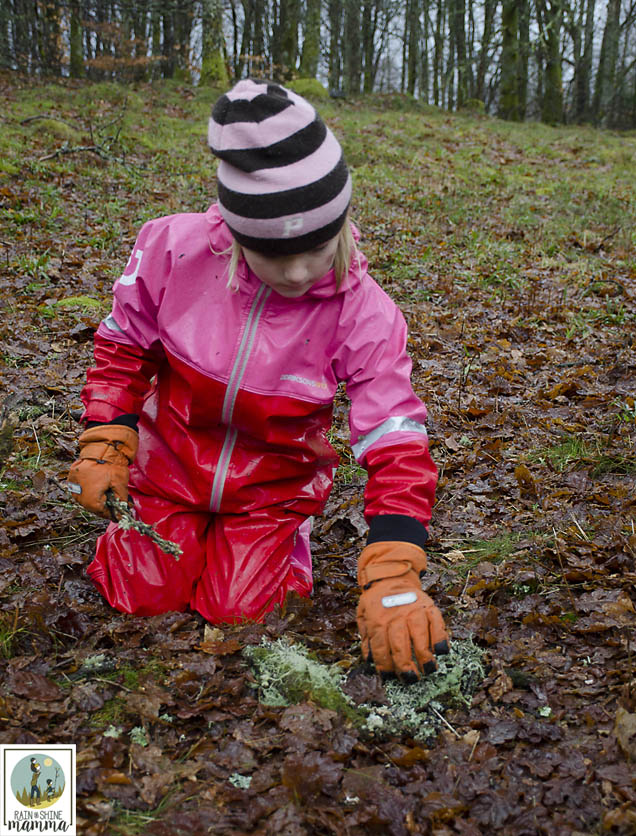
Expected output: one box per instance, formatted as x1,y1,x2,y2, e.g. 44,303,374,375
242,235,339,298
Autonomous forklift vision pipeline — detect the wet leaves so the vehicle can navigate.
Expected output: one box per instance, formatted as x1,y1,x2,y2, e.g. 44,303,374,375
1,79,635,834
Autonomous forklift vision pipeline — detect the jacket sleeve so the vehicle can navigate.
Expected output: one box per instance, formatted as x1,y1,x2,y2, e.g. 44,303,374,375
333,276,437,549
80,219,169,424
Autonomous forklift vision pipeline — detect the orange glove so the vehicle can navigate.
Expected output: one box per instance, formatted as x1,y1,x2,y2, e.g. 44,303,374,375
356,541,450,683
67,425,138,519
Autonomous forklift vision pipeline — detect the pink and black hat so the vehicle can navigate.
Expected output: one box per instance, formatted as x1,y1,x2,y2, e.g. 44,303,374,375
208,79,352,255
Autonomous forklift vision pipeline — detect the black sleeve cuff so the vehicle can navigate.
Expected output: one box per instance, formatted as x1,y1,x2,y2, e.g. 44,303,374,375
367,514,429,549
86,413,139,431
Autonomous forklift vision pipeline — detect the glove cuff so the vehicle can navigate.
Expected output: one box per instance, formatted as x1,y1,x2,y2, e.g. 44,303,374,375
357,541,427,588
78,424,139,464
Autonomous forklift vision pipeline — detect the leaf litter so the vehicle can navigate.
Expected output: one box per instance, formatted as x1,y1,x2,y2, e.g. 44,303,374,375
1,76,635,834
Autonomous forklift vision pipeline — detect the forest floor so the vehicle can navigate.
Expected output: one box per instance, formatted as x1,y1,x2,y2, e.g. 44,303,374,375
0,73,635,835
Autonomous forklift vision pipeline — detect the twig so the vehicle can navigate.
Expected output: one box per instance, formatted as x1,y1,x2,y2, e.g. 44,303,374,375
570,514,590,541
105,490,182,560
552,527,577,612
31,423,42,467
39,142,110,162
430,705,461,738
591,226,621,253
92,676,133,693
626,627,632,702
20,114,80,130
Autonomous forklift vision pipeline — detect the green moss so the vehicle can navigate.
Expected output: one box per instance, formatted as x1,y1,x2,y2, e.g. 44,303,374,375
39,295,109,320
288,78,329,100
46,295,104,310
244,637,485,742
90,697,128,728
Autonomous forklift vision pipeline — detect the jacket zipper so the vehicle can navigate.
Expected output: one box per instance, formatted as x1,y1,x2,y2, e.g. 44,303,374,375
209,283,271,512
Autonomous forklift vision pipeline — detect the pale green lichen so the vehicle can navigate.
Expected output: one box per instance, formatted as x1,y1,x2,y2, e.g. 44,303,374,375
129,726,149,747
243,637,485,742
243,639,362,725
228,773,252,789
361,639,486,740
103,725,123,739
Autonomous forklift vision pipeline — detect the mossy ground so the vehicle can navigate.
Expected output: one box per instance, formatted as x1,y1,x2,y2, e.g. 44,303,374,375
244,637,485,742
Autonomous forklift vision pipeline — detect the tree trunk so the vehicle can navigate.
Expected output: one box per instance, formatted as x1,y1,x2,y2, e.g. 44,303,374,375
578,0,597,120
174,0,193,80
162,6,175,78
537,0,564,123
12,0,30,72
592,0,620,124
250,0,266,76
361,0,376,92
150,2,162,79
406,0,421,96
201,0,229,85
499,0,520,119
69,0,84,77
0,0,9,70
518,0,529,118
344,0,362,93
271,0,299,79
299,0,321,77
328,0,343,91
451,0,469,107
475,0,496,103
433,0,444,106
419,0,430,102
39,0,62,75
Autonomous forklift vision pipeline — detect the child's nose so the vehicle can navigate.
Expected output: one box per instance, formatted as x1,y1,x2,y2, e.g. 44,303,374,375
284,259,309,283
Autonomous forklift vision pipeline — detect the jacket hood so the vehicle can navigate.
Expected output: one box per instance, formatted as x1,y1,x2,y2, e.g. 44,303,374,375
205,202,366,300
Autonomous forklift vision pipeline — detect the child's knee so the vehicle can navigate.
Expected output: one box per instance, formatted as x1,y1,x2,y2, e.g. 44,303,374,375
88,523,206,616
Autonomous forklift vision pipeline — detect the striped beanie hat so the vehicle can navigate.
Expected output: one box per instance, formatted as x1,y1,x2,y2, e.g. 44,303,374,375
208,80,352,255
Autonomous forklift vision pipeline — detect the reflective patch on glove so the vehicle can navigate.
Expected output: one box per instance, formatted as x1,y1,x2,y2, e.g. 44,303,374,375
67,482,82,495
381,591,418,608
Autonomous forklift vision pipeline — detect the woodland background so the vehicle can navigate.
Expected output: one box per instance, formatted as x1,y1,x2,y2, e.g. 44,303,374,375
2,0,636,127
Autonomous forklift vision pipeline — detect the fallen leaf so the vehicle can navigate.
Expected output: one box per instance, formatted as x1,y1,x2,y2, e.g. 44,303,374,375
615,706,636,760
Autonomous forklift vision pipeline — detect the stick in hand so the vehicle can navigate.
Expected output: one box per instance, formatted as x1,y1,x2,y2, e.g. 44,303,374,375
105,488,182,560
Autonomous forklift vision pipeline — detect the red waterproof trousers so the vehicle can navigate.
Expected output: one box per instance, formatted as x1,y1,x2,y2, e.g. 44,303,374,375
87,488,313,623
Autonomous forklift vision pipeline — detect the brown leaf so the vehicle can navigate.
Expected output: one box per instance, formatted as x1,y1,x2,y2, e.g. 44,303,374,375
124,690,163,720
488,660,514,702
279,703,337,740
140,773,175,807
281,751,342,800
615,706,636,760
198,638,242,655
9,670,64,702
514,464,537,496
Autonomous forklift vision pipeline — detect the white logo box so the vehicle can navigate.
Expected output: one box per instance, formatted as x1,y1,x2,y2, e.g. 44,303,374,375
1,745,76,835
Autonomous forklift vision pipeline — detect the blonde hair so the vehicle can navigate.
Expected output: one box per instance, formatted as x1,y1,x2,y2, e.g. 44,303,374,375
224,216,356,291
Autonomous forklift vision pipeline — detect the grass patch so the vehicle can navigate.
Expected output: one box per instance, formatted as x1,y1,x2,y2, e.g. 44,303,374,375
531,436,594,471
107,792,177,836
0,611,29,659
440,531,542,577
529,435,635,475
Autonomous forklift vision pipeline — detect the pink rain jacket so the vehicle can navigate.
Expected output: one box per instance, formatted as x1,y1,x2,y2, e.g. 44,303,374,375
81,205,437,599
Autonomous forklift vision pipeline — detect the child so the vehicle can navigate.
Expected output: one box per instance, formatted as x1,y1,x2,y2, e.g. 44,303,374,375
69,80,449,682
